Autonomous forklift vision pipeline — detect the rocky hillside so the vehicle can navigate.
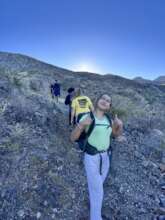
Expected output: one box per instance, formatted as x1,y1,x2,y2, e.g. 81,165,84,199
0,52,165,220
133,77,152,84
133,76,165,86
154,76,165,85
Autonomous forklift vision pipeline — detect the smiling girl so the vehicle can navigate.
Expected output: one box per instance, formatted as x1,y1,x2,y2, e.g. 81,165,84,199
71,94,123,220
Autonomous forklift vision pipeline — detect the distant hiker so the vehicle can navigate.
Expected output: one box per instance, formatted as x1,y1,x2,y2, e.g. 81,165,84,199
71,94,123,220
65,87,75,125
70,88,94,125
50,80,60,103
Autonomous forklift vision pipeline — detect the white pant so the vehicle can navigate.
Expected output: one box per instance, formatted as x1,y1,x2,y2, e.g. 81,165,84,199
84,152,110,220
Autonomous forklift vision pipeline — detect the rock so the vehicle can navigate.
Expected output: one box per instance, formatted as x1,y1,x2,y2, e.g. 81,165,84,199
51,214,56,219
44,200,48,206
36,212,41,219
159,164,165,173
156,208,165,215
152,129,164,137
160,196,165,208
142,160,150,168
18,210,25,217
52,208,58,213
116,135,127,142
158,216,165,220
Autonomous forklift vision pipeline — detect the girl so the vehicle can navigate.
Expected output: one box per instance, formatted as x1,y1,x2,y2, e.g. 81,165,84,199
71,94,123,220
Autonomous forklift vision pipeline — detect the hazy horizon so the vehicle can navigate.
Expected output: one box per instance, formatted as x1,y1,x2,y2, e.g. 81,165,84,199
1,50,164,81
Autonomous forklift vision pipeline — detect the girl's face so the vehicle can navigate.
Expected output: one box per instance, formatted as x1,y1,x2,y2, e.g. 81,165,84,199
97,94,111,111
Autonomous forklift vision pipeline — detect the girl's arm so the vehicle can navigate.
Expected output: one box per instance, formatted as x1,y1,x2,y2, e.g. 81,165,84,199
70,116,92,142
70,123,85,142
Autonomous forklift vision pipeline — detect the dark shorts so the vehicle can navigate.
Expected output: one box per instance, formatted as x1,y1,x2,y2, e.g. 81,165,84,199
54,91,60,96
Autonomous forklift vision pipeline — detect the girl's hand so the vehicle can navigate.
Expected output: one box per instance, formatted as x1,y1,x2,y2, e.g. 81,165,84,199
113,114,123,127
112,114,123,137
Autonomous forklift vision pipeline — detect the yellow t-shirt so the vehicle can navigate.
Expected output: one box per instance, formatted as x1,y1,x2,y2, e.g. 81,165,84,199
71,96,93,116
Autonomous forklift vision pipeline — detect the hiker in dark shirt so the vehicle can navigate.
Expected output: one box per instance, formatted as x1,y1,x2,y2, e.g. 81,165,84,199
50,80,60,103
65,87,75,125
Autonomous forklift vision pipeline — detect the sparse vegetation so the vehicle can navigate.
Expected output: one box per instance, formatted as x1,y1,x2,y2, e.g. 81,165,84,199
110,106,128,119
13,76,22,87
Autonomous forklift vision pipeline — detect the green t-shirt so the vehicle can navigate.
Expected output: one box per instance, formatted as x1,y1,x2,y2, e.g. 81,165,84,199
80,114,112,151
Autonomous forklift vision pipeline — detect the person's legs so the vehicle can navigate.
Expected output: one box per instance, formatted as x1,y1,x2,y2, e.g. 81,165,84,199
54,92,59,102
73,116,76,125
101,152,110,183
56,95,58,103
58,94,60,102
69,107,71,125
84,153,103,220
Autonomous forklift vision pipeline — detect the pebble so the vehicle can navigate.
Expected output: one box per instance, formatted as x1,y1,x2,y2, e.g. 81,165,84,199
158,216,165,220
161,186,165,191
160,196,165,208
18,210,24,217
36,212,41,219
44,200,48,206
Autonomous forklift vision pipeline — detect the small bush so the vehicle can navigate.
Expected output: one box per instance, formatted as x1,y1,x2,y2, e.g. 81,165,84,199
13,77,22,87
110,106,128,119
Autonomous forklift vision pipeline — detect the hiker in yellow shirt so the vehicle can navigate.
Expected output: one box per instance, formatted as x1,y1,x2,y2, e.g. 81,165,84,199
71,88,94,124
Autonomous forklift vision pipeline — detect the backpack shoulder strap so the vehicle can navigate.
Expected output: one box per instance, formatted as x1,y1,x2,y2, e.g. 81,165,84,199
85,112,95,138
86,112,112,137
104,113,113,150
104,113,112,127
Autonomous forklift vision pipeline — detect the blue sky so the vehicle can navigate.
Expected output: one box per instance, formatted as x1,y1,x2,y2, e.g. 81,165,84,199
0,0,165,79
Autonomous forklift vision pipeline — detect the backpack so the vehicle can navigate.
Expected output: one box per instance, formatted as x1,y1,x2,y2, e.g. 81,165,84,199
50,84,54,95
76,112,112,153
65,94,71,105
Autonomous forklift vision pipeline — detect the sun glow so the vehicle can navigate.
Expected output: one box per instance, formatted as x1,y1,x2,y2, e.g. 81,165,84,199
73,63,100,73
